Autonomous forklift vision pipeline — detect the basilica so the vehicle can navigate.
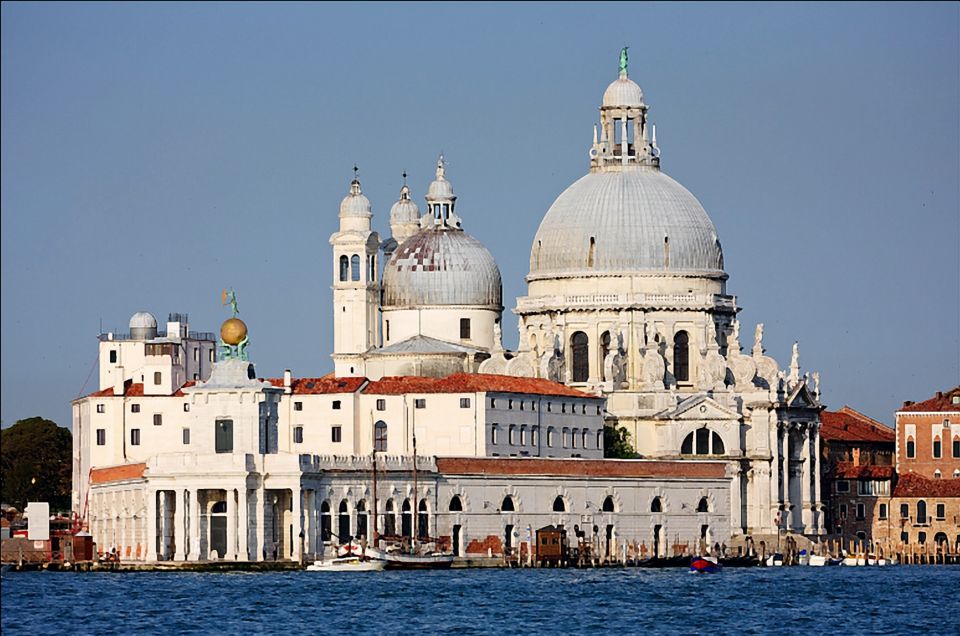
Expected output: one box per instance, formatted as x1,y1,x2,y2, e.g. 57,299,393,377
72,52,824,565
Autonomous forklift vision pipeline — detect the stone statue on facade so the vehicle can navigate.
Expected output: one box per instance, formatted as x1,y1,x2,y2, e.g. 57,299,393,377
788,341,800,385
539,331,565,383
725,319,756,389
603,331,628,389
750,322,778,389
699,342,728,391
638,322,666,390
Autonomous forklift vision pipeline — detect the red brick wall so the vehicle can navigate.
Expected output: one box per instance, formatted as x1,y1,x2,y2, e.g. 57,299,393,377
465,535,504,556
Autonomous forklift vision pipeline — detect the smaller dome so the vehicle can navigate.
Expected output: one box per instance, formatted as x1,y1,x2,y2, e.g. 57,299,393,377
602,76,645,108
390,184,420,225
129,311,158,340
339,179,371,218
129,311,157,329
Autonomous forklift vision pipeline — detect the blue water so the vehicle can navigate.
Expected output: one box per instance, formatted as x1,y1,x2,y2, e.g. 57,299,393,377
3,567,959,635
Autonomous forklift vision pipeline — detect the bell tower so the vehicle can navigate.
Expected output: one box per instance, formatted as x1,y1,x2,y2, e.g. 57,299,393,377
329,168,381,376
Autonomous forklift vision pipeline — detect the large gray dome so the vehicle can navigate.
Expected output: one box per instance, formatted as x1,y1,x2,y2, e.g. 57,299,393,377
383,227,502,308
529,168,725,279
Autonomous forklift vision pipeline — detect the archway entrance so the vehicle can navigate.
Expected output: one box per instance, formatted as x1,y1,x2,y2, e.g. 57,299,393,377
453,525,462,557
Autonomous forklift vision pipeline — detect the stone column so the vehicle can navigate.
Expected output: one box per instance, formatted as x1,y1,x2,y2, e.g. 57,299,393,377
292,487,303,563
800,427,812,531
189,489,201,561
812,425,823,534
729,462,742,534
304,489,315,559
238,488,249,561
226,488,237,560
173,490,186,561
255,487,265,561
781,424,791,530
145,489,158,562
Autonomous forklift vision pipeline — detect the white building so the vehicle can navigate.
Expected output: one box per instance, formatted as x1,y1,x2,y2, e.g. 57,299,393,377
72,51,823,563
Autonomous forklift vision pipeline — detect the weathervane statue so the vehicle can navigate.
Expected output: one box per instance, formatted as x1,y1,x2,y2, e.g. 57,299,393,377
619,46,629,76
219,288,249,361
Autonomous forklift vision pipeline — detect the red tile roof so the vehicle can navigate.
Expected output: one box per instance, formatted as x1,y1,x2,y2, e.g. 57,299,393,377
893,472,960,498
899,386,960,413
90,463,147,485
87,380,196,398
264,377,367,394
436,457,726,478
828,463,895,480
364,373,595,398
820,407,895,443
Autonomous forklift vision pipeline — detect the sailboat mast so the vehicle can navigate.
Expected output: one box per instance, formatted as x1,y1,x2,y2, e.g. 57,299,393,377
412,430,418,549
371,450,379,545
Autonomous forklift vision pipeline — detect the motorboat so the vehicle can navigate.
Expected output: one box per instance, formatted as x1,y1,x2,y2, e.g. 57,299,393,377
306,556,385,572
765,553,784,567
797,550,809,566
841,555,866,566
808,554,827,567
689,556,721,573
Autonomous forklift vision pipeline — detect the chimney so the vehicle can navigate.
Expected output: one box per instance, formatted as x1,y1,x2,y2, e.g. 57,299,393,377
283,369,292,393
902,400,914,408
935,391,943,399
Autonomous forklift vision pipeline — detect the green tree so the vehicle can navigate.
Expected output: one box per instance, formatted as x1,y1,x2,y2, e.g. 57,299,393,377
0,417,72,511
604,424,640,459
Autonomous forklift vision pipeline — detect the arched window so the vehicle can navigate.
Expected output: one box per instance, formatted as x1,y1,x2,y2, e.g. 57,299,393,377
320,501,332,541
339,255,349,282
953,436,960,458
562,427,570,448
933,436,942,459
356,500,368,540
417,500,429,538
552,496,566,512
597,429,604,451
571,428,579,449
520,425,527,446
401,499,412,537
712,432,725,455
449,495,463,512
211,501,227,514
374,421,387,452
917,500,927,524
501,496,515,512
508,425,516,445
547,427,555,448
697,497,709,513
384,499,396,536
571,331,589,382
681,428,725,456
602,496,615,513
674,331,690,382
368,255,376,281
587,236,596,268
906,437,915,458
600,331,611,380
338,500,351,543
651,497,663,513
350,254,361,281
581,429,589,449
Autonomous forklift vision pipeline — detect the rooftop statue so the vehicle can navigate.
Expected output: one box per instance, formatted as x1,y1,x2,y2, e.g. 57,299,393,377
219,289,249,361
619,46,629,76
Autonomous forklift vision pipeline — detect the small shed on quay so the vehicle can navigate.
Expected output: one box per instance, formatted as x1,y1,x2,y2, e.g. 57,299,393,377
535,525,567,566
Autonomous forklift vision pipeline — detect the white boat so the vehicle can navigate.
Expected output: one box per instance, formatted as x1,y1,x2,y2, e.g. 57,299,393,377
797,550,810,566
306,556,385,572
841,555,866,566
808,554,827,567
367,545,455,569
766,553,784,566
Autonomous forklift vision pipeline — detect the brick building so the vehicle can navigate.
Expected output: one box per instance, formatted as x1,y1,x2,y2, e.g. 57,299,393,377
819,407,895,543
895,386,960,480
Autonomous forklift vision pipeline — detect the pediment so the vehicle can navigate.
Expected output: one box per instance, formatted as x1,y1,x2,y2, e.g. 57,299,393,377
655,394,741,421
787,383,819,409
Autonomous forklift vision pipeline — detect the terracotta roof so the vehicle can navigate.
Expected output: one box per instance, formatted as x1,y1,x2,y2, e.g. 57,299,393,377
893,472,960,498
436,457,726,479
90,463,147,485
88,380,196,398
264,377,367,394
820,407,895,443
828,463,895,480
899,386,960,413
364,373,596,398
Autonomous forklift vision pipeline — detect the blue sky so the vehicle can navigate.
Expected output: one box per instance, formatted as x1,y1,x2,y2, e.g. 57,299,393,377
2,2,958,429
